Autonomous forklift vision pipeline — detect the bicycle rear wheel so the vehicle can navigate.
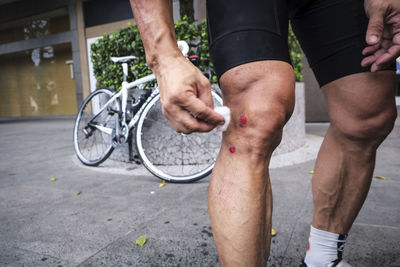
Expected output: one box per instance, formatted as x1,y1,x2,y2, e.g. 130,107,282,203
135,91,223,183
73,88,120,166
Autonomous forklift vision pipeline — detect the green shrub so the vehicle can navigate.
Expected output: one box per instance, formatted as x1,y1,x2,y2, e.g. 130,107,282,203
289,25,303,82
91,22,151,90
91,16,303,91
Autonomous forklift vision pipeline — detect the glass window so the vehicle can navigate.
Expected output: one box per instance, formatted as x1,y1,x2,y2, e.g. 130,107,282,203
0,43,77,117
0,8,70,45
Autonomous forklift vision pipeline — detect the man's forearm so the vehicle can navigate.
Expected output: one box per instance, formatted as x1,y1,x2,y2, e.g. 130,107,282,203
130,0,181,72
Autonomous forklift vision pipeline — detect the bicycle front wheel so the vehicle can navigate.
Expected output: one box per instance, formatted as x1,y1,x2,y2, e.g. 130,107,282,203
73,88,120,166
135,91,223,183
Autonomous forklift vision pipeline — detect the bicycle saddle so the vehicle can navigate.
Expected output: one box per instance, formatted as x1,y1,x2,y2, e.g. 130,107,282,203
111,56,137,63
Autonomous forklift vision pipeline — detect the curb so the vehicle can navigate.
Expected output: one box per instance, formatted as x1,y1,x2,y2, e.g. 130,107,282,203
72,134,323,176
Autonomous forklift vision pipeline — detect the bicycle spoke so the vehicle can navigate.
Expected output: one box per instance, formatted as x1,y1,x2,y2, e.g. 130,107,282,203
143,117,171,128
134,91,223,181
74,89,117,165
180,133,184,174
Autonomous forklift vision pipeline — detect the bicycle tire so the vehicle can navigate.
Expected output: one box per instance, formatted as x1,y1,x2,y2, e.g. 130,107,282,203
135,91,223,183
73,88,120,166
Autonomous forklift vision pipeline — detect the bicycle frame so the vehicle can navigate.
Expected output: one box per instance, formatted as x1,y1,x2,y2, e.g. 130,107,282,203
89,73,157,143
88,40,195,143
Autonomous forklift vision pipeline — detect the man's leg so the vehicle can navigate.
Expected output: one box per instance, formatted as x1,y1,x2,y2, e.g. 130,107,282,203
305,71,397,265
208,61,295,266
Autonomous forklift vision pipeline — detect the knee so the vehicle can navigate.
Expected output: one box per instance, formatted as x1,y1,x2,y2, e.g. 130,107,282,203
232,104,289,157
220,62,295,158
334,106,397,146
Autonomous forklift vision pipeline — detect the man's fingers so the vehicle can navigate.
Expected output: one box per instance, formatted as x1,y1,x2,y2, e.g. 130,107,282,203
186,96,225,126
362,44,380,56
361,47,388,67
166,108,215,134
366,9,385,45
163,103,218,134
370,62,380,72
362,43,400,70
361,55,376,67
180,114,216,133
375,45,400,67
361,50,383,67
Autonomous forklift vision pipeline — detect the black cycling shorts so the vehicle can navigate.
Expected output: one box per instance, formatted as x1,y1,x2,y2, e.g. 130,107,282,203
206,0,394,87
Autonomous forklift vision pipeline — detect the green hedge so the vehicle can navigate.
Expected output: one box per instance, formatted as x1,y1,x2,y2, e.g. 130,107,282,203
289,25,303,82
91,16,303,91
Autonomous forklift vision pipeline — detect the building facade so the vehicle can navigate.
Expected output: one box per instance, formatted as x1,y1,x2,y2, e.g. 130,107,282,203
0,0,207,119
0,0,397,120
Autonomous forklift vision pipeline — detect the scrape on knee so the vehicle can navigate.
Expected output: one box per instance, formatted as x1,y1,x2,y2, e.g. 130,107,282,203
239,114,247,126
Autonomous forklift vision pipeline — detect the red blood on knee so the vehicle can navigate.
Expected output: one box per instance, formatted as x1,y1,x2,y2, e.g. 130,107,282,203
239,115,247,125
229,146,236,153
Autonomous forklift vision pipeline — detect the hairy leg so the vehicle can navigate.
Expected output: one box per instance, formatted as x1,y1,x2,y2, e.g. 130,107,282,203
209,61,295,266
312,71,397,234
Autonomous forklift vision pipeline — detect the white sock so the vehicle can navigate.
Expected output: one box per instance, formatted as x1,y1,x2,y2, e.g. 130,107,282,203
304,226,347,267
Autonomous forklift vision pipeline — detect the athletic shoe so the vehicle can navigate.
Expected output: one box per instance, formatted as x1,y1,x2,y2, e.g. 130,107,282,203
328,259,352,267
300,259,352,267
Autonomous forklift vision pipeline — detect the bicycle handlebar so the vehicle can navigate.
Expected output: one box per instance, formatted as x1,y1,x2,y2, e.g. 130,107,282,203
187,39,201,47
177,39,202,57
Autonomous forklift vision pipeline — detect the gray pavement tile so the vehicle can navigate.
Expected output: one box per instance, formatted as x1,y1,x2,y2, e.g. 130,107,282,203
78,183,219,266
357,179,400,228
269,163,314,267
0,119,399,267
345,223,400,267
278,222,311,267
0,245,75,267
78,230,219,267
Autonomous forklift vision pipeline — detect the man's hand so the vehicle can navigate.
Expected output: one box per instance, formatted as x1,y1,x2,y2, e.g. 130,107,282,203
362,0,400,72
155,55,225,134
129,0,223,134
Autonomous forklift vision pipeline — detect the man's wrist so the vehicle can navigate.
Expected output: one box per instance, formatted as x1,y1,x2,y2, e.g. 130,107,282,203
146,49,181,73
146,42,185,76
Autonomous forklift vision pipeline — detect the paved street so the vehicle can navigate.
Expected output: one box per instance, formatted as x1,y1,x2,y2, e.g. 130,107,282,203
0,118,399,266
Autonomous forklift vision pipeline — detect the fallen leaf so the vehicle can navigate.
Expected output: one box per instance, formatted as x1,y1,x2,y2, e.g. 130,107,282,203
50,176,56,182
309,170,314,174
159,180,166,188
76,191,82,195
304,145,310,148
136,235,147,246
374,175,387,180
271,228,277,237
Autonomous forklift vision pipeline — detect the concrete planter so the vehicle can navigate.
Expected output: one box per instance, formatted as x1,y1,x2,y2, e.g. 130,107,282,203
274,82,306,155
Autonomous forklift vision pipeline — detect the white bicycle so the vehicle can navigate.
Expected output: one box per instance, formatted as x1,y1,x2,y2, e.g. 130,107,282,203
73,40,223,183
